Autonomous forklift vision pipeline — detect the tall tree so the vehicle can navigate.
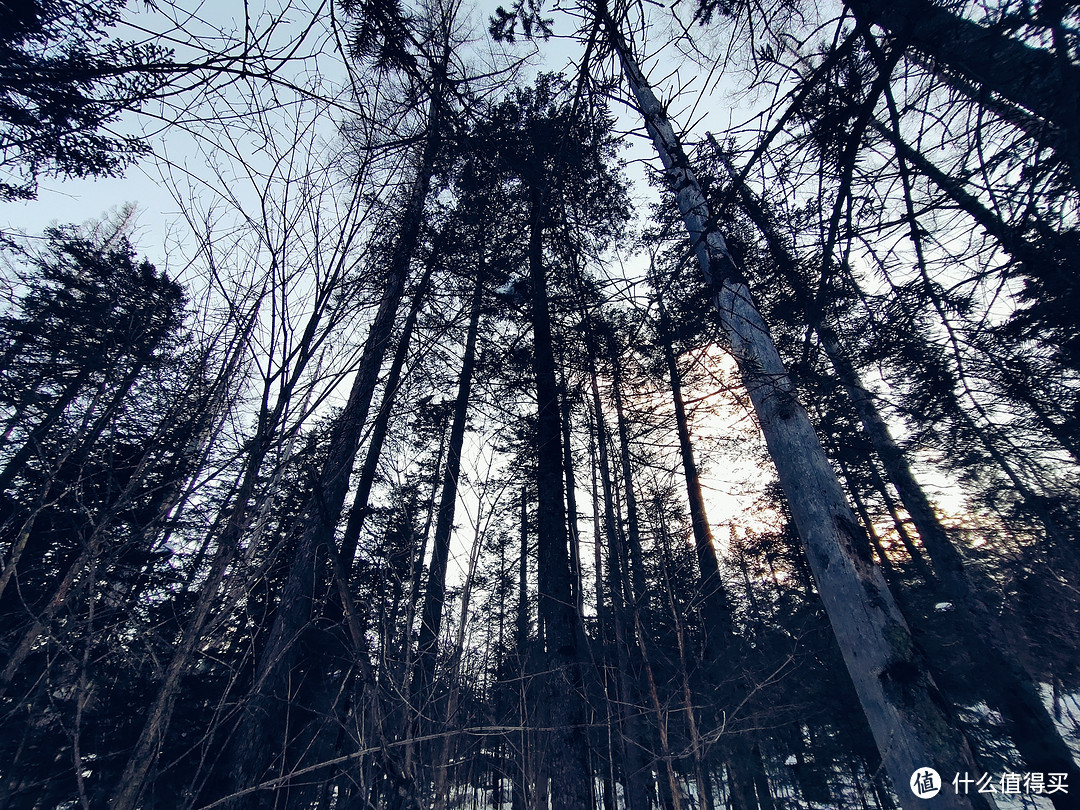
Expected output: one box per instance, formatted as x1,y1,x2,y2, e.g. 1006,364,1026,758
479,73,630,809
716,143,1080,806
219,6,457,799
0,218,208,807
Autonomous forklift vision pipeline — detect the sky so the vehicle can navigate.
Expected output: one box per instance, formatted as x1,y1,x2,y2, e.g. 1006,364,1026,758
0,0,975,574
2,0,759,254
3,0,345,255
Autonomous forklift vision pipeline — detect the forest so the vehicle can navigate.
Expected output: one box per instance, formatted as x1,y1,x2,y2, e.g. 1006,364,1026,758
0,0,1078,808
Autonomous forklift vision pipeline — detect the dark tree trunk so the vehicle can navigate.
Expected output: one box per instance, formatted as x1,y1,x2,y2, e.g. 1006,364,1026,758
587,349,653,810
559,374,586,618
0,367,92,494
338,251,439,572
655,294,765,810
605,330,648,601
111,428,272,810
512,486,530,810
656,293,734,646
526,194,592,810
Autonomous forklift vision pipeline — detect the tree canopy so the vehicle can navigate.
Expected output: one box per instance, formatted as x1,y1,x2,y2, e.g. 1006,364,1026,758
0,1,1078,809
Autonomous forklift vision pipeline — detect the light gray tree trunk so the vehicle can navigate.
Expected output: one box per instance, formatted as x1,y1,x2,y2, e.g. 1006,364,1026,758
597,5,990,806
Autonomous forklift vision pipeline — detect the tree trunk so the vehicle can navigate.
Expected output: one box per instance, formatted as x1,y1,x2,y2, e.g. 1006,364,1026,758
0,366,93,495
338,250,439,573
110,295,317,809
587,342,653,810
513,485,531,810
830,344,1080,806
606,330,648,600
560,373,586,619
833,448,897,579
656,293,734,647
527,191,592,810
606,331,684,810
658,523,715,810
655,294,763,810
719,129,1080,808
589,413,623,810
433,516,485,810
598,7,990,807
865,463,934,581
